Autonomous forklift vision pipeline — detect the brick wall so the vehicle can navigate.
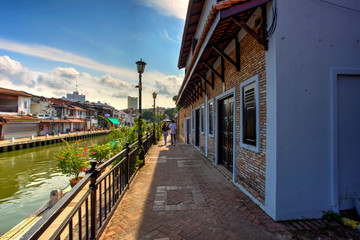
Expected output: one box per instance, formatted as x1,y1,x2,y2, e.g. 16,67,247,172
178,31,267,204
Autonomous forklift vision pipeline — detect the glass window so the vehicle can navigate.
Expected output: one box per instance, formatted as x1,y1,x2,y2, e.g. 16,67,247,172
201,105,204,133
240,76,260,153
208,101,213,135
243,83,256,146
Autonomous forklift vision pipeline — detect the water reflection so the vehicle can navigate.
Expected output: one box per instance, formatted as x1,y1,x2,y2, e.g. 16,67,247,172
0,135,110,236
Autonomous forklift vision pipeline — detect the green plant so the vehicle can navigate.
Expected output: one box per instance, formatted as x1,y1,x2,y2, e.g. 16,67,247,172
88,143,111,163
55,139,89,180
322,210,342,223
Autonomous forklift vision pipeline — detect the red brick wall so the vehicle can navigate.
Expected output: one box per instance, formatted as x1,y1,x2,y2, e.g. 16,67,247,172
178,33,267,204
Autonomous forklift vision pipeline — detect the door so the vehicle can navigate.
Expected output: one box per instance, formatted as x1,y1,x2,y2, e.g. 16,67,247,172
186,118,190,144
218,95,234,172
195,109,200,146
337,74,360,210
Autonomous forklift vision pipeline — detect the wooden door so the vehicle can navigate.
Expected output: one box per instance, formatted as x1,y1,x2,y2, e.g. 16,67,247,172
186,118,190,144
218,96,234,172
195,109,200,146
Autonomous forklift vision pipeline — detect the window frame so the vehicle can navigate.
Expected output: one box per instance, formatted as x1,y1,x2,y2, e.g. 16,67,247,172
240,75,260,152
192,109,195,130
200,104,205,134
208,99,214,137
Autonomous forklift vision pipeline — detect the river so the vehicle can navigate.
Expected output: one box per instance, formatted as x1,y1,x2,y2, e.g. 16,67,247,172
0,134,110,236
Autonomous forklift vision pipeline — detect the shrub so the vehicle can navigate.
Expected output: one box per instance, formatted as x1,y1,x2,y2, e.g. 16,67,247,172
55,139,89,180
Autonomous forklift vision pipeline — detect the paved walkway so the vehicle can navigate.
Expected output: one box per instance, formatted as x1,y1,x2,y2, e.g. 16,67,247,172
101,138,292,240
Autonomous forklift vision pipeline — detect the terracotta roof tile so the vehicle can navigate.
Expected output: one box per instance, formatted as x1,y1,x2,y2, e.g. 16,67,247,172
0,115,40,122
0,87,31,97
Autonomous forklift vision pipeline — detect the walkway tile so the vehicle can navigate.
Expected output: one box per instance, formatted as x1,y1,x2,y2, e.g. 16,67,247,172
101,139,292,239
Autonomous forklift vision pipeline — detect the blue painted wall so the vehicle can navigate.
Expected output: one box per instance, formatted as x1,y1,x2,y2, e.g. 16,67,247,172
265,0,360,220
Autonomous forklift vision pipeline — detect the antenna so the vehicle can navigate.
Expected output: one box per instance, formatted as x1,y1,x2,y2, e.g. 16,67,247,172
75,76,78,93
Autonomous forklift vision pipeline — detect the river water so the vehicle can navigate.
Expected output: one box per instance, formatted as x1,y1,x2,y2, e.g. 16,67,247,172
0,135,110,236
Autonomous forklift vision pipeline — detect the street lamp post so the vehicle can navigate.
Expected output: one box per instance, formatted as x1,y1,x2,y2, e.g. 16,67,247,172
152,92,157,144
136,59,146,163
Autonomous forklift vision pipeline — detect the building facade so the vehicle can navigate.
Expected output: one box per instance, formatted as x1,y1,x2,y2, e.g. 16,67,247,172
0,88,40,139
127,96,138,109
176,0,360,220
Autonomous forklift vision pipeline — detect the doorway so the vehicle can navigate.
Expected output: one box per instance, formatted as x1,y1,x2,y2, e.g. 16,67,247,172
186,118,190,144
218,95,234,173
337,74,360,210
195,109,200,147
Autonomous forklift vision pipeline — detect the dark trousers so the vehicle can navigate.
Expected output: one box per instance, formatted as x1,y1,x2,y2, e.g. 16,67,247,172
171,134,176,145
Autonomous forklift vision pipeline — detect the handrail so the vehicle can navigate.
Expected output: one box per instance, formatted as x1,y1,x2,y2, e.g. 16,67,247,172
21,132,154,240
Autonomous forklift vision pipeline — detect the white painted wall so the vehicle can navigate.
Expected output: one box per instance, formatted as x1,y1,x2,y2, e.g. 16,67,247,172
18,96,31,115
265,0,360,220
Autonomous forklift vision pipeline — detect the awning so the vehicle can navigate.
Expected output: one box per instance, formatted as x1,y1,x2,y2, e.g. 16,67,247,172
40,119,70,123
108,118,120,124
67,119,85,123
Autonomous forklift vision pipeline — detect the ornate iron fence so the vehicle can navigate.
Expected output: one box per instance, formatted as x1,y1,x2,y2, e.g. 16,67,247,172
21,133,154,240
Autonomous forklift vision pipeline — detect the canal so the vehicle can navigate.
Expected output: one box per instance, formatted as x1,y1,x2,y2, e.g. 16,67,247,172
0,134,110,236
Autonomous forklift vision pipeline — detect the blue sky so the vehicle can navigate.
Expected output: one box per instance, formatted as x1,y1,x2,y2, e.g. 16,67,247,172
0,0,187,109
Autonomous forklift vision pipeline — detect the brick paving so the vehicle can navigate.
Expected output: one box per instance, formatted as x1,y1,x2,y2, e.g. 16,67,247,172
101,138,292,240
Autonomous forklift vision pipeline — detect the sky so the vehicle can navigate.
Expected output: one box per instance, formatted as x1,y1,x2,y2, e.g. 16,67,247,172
0,0,188,109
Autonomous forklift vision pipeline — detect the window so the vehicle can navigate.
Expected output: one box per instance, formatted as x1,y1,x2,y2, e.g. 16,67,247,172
23,100,27,109
240,75,260,152
192,109,195,130
243,83,256,145
201,105,205,133
208,100,214,135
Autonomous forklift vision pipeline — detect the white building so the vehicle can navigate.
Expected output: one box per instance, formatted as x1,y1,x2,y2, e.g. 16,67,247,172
127,96,138,109
175,0,360,221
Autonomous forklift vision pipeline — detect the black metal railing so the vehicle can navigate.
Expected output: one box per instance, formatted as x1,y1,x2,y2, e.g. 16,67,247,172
21,133,154,240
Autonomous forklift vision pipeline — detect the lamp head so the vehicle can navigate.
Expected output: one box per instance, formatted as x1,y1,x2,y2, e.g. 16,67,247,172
136,58,146,74
152,91,157,99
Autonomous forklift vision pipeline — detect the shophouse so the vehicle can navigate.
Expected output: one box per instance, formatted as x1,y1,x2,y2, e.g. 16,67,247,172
0,87,40,139
176,0,360,220
48,98,86,133
29,94,56,135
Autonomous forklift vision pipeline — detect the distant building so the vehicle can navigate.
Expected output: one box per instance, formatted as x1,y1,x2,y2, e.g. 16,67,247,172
64,91,86,103
127,96,138,109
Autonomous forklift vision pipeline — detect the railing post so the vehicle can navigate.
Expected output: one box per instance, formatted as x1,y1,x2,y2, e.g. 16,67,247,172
88,160,98,240
126,142,130,187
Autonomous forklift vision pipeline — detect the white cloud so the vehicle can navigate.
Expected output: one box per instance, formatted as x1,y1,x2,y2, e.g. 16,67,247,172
161,29,177,42
0,38,137,81
138,0,188,20
37,67,79,90
0,56,35,87
0,55,180,109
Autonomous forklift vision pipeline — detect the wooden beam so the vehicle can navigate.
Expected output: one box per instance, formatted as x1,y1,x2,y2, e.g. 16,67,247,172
202,62,222,81
221,56,225,82
195,80,206,94
230,17,268,50
220,0,271,19
196,72,214,89
204,78,207,95
212,72,215,88
235,34,240,71
212,45,238,70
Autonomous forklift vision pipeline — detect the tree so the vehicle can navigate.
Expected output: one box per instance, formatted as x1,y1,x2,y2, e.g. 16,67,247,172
172,95,178,102
142,110,154,121
164,108,175,119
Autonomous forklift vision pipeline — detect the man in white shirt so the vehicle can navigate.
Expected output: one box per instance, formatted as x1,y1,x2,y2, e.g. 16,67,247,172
168,119,177,145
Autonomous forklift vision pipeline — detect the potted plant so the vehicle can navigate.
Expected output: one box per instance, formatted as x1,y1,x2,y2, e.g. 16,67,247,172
88,143,111,166
55,139,89,187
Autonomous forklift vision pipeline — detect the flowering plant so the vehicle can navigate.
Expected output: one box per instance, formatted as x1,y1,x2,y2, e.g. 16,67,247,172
55,139,89,180
88,143,111,163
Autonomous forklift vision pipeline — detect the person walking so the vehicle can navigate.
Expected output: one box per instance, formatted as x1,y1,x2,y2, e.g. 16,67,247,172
162,123,169,145
169,119,177,146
